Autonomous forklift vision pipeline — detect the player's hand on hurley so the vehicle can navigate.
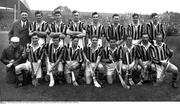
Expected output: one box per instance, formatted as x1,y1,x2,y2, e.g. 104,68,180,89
37,60,41,64
109,55,114,61
6,63,13,68
9,59,15,63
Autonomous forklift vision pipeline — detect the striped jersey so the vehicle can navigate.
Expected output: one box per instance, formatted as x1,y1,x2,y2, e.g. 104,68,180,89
120,44,139,64
68,21,85,32
103,46,120,62
48,21,68,35
29,21,48,33
147,22,165,41
83,46,104,63
44,43,65,63
86,23,106,39
127,23,143,40
150,41,171,61
136,41,154,61
106,24,124,41
24,44,44,62
63,45,84,63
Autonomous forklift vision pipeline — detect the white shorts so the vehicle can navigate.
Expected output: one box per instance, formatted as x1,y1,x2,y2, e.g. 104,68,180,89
106,62,118,76
85,63,104,77
121,61,135,71
64,61,79,74
46,61,63,75
155,60,170,79
15,61,42,78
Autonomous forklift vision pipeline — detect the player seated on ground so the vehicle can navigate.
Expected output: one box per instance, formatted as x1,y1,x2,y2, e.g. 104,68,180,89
63,36,84,86
0,37,24,86
150,33,178,88
120,35,142,86
83,35,105,88
15,33,44,87
43,34,66,87
136,33,155,84
101,37,120,84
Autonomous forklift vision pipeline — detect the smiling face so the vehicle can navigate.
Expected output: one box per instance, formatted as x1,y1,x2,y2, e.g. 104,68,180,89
31,35,39,45
35,13,43,22
92,14,99,24
20,12,28,22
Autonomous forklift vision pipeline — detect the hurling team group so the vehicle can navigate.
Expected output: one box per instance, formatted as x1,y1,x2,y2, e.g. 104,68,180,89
1,10,179,89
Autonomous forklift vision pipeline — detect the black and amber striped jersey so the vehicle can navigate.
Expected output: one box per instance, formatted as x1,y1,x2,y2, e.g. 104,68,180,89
63,45,84,63
29,21,48,32
120,44,139,64
103,46,120,62
127,23,143,40
68,21,85,32
147,22,165,41
106,24,124,41
86,23,106,39
83,46,104,63
48,21,68,35
150,41,171,62
136,41,154,61
23,44,44,62
44,43,65,63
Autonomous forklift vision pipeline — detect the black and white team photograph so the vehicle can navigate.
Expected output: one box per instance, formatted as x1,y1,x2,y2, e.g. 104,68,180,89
0,0,180,103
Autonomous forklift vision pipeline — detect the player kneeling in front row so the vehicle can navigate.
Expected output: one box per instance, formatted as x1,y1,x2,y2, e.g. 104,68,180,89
150,33,178,88
83,35,105,88
63,36,84,86
15,33,44,87
136,33,155,84
120,35,143,86
44,34,65,87
102,37,120,84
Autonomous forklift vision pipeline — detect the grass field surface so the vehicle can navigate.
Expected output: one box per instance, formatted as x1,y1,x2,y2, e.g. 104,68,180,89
0,31,180,101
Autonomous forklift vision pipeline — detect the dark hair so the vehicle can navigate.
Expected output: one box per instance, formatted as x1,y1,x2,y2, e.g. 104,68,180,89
156,32,162,37
54,11,61,15
151,13,158,18
92,12,99,17
35,10,43,16
20,10,28,14
31,33,38,38
71,35,79,40
132,13,139,18
112,14,119,18
72,10,79,14
141,32,149,36
91,35,98,39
